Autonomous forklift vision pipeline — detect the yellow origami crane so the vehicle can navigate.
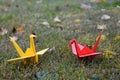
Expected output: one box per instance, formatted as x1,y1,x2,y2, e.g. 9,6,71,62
7,34,49,64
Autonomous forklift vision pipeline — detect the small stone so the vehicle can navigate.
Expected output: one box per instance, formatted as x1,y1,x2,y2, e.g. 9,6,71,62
91,74,99,80
74,19,81,24
35,72,42,79
54,16,61,23
101,9,106,11
81,3,92,9
114,36,120,40
4,8,9,12
24,73,32,78
90,0,96,2
42,21,49,26
101,14,111,20
97,24,106,30
36,0,43,4
42,21,50,28
49,47,56,53
12,0,15,2
118,20,120,24
11,36,18,41
117,20,120,26
0,27,8,35
116,5,120,8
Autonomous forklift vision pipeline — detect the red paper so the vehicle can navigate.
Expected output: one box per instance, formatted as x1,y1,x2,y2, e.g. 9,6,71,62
69,29,104,60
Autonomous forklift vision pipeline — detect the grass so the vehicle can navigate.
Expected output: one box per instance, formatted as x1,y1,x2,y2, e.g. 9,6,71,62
0,0,120,80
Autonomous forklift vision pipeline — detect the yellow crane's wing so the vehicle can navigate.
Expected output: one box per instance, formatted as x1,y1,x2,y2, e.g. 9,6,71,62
37,48,49,55
7,55,35,62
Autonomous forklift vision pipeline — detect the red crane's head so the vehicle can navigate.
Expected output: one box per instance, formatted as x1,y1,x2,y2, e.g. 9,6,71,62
69,39,77,46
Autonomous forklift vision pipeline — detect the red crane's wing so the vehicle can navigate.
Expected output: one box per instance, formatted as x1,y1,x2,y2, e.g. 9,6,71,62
71,43,84,55
79,52,102,57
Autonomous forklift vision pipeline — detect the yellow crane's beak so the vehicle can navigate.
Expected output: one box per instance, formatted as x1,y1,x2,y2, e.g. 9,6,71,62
30,34,37,38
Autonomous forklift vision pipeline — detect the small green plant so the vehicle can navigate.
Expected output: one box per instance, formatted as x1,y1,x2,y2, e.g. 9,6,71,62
0,14,12,22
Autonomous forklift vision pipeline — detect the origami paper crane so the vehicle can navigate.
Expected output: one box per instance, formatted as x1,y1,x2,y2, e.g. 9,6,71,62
7,34,49,64
69,29,104,60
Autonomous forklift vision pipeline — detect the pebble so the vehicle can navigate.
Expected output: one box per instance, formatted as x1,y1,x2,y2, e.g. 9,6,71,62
101,14,111,20
97,24,106,30
54,16,61,23
91,74,99,80
74,19,81,24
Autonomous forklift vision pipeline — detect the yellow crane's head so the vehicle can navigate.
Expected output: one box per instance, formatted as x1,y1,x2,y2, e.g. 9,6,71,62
30,34,37,38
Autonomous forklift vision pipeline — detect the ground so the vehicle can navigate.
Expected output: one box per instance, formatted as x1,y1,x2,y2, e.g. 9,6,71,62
0,0,120,80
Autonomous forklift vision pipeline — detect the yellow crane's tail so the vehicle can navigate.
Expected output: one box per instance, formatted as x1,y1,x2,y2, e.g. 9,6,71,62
37,48,49,55
9,37,25,57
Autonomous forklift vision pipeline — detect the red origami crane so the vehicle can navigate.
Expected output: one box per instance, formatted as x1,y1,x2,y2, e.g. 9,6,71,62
69,29,104,60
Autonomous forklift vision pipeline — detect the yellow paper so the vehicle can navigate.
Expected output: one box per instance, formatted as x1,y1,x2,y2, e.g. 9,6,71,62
8,34,49,64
